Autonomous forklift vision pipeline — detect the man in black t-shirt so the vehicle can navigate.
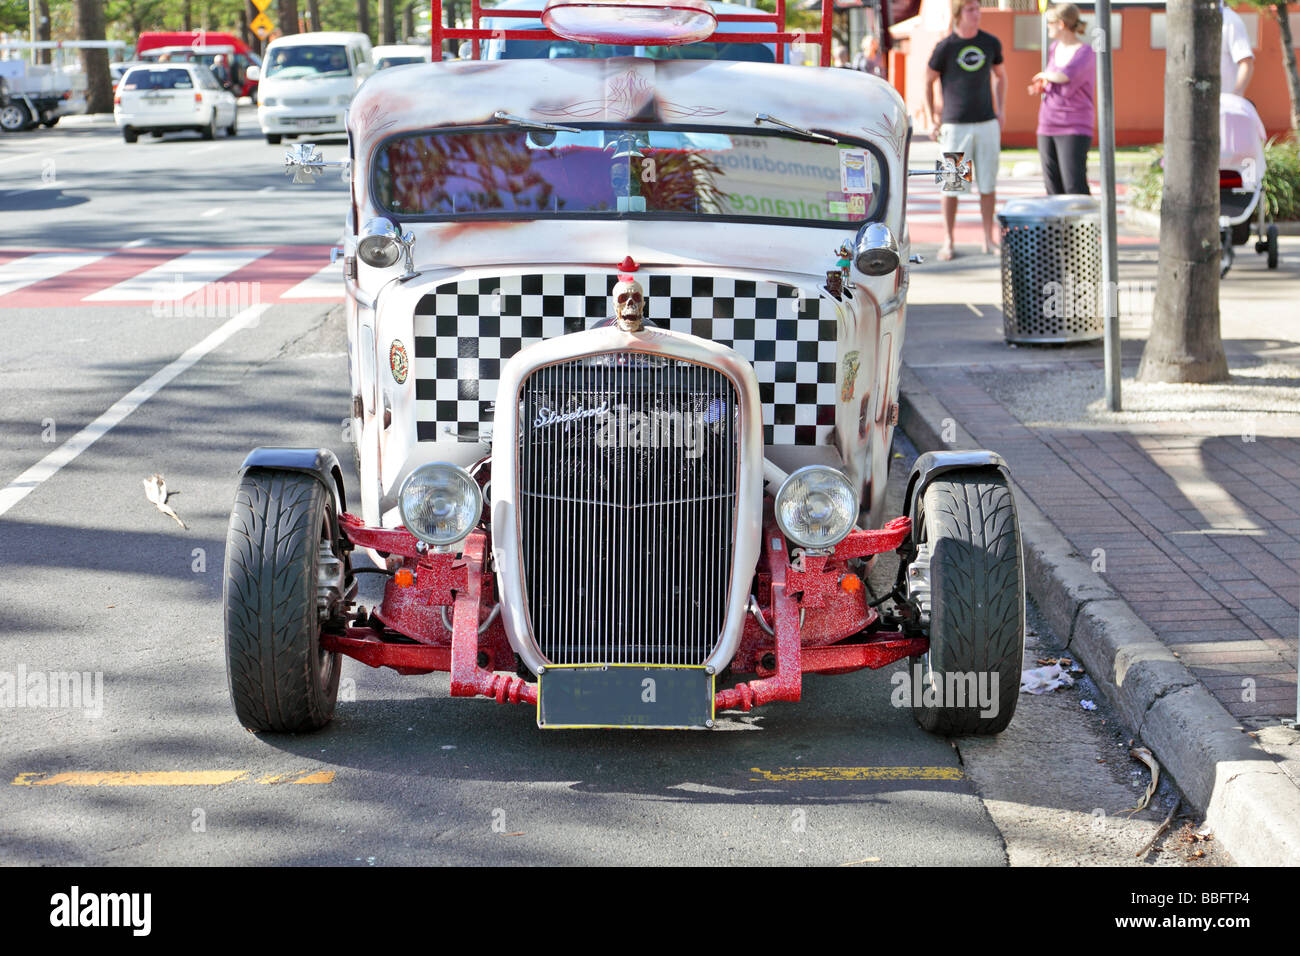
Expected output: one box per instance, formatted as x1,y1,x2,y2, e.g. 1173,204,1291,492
925,0,1006,259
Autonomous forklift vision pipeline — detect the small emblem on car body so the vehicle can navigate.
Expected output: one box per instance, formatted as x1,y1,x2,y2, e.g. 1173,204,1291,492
390,341,409,384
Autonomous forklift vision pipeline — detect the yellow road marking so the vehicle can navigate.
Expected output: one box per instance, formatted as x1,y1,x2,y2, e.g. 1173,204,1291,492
12,770,334,787
749,766,963,782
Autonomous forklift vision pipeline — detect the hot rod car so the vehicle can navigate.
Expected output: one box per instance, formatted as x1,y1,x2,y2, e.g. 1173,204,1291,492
223,0,1024,734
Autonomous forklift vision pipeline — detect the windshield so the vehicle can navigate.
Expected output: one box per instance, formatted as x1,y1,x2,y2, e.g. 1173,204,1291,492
264,44,352,79
377,55,426,68
374,126,884,227
121,68,194,90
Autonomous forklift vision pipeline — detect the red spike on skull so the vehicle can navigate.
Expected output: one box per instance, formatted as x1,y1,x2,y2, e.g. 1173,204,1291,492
613,277,645,332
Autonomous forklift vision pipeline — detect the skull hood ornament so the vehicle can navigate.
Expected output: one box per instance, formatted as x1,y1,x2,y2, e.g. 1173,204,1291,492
613,277,645,332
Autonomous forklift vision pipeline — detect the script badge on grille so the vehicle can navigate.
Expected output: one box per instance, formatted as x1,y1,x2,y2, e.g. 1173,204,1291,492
538,665,715,730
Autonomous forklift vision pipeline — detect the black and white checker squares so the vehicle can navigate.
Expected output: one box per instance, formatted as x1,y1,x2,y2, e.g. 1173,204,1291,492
413,273,841,445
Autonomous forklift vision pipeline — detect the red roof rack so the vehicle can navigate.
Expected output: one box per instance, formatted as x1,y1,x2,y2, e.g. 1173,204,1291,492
429,0,832,66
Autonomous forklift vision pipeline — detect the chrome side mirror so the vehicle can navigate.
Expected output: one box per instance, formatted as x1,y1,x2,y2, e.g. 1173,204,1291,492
907,150,974,193
854,222,900,276
284,142,350,184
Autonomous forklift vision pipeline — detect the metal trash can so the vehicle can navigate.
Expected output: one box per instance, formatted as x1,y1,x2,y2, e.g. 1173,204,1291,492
998,195,1104,344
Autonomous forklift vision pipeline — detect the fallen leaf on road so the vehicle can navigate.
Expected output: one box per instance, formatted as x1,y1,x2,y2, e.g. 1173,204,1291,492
839,857,882,866
143,474,186,529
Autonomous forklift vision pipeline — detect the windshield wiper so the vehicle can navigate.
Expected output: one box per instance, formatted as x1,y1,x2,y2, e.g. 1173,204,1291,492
493,111,580,134
754,113,838,145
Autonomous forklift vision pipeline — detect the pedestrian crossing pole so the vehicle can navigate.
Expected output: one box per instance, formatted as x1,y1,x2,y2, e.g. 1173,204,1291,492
1096,0,1121,411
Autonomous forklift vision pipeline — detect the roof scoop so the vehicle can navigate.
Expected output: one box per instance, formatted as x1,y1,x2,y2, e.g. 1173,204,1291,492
540,0,717,45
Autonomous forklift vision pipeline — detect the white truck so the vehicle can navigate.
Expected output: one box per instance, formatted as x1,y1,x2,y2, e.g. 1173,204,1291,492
0,40,125,132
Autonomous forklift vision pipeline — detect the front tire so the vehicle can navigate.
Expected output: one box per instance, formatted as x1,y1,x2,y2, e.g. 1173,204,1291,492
266,133,282,145
224,470,344,733
123,126,138,143
200,111,216,140
226,111,238,136
1266,223,1279,269
909,471,1024,736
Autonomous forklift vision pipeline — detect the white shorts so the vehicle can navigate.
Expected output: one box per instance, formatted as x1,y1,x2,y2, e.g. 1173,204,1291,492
938,118,1001,195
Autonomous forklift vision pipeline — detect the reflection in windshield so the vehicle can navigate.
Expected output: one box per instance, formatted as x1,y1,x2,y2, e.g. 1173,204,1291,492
264,44,352,79
121,68,194,90
375,128,883,226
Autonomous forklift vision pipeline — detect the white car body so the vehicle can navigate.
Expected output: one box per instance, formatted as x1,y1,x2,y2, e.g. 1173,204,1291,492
338,57,911,533
257,32,373,142
114,63,237,140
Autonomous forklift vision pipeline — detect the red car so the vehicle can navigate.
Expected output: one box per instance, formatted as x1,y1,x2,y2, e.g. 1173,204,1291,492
134,32,261,98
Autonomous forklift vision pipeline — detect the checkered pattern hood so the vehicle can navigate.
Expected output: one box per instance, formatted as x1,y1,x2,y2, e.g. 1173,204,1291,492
412,267,847,447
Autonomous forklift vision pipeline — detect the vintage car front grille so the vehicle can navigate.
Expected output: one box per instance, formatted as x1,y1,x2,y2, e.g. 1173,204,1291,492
517,354,739,666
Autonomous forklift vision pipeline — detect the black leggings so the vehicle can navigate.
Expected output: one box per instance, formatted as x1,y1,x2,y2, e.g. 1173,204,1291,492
1038,134,1091,195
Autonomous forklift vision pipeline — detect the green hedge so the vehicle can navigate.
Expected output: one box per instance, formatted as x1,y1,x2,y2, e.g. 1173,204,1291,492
1129,136,1300,221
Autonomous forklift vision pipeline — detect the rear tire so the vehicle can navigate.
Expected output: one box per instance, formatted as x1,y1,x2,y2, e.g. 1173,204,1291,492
201,111,216,140
224,470,344,733
266,133,282,145
1267,223,1279,269
123,126,138,143
909,471,1024,736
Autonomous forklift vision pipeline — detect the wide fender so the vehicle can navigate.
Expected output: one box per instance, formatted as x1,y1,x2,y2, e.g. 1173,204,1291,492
901,450,1010,543
239,447,348,543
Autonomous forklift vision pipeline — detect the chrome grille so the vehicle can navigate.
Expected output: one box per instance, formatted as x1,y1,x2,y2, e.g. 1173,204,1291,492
517,353,739,666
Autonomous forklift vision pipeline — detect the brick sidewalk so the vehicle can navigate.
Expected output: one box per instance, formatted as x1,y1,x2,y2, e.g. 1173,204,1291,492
907,355,1299,722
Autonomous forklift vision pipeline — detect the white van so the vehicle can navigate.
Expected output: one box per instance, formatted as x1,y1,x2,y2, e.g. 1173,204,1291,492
254,31,372,144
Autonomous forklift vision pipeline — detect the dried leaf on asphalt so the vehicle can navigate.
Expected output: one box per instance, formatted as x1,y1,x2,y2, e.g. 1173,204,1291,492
143,473,186,529
1125,745,1160,815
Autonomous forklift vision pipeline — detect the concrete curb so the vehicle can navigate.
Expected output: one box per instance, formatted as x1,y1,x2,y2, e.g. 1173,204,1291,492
899,363,1300,866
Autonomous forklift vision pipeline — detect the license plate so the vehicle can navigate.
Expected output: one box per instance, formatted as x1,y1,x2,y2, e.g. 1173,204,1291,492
538,665,714,730
292,117,330,127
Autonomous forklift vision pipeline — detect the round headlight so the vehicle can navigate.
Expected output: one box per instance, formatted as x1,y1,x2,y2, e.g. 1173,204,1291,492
357,217,403,268
398,463,483,548
335,93,352,106
774,465,858,551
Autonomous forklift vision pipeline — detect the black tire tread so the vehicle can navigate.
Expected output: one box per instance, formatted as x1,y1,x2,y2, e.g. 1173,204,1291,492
224,470,339,732
913,472,1024,736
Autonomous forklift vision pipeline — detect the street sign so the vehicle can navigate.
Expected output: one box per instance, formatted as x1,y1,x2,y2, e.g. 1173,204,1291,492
251,0,273,11
250,12,274,38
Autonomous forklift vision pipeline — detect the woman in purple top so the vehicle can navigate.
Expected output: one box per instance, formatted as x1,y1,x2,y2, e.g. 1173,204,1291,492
1028,3,1096,195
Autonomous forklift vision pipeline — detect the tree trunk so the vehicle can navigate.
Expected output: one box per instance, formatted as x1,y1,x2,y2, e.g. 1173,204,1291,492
37,0,51,65
240,3,252,50
1276,2,1300,130
307,0,322,31
358,0,372,39
380,0,396,44
75,0,114,114
1137,0,1229,384
279,0,300,35
184,0,193,30
402,2,414,42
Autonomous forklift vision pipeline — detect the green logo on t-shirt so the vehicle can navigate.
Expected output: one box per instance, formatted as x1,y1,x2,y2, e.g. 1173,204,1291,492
956,44,986,72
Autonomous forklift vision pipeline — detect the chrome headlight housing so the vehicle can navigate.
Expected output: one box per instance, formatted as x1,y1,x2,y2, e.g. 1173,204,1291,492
774,465,858,551
398,463,483,548
334,93,352,106
356,216,415,275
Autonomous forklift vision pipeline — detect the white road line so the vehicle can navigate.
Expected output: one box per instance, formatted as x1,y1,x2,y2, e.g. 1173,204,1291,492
188,144,221,156
280,261,341,299
120,237,152,248
0,143,83,167
200,207,226,218
966,303,982,317
0,252,106,298
85,248,271,301
257,186,277,194
0,303,271,518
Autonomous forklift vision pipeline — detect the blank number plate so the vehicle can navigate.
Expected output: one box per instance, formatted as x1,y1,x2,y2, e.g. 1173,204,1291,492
538,666,714,730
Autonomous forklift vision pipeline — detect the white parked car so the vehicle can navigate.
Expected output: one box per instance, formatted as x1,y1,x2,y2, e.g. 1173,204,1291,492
115,63,237,142
372,44,433,70
225,3,1022,736
253,31,373,145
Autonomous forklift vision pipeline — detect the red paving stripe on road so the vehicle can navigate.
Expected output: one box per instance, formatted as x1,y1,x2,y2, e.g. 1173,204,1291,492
0,246,338,307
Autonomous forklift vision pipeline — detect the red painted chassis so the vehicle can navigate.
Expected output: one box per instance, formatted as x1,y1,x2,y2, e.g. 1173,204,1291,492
323,511,926,716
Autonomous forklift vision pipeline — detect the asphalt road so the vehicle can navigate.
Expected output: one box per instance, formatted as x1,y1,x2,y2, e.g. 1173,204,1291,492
0,108,1220,866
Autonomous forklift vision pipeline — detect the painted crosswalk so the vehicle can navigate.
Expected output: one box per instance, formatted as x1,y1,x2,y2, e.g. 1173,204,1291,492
0,245,343,308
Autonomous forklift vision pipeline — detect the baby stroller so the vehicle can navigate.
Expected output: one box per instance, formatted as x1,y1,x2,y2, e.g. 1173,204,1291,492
1219,92,1279,277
